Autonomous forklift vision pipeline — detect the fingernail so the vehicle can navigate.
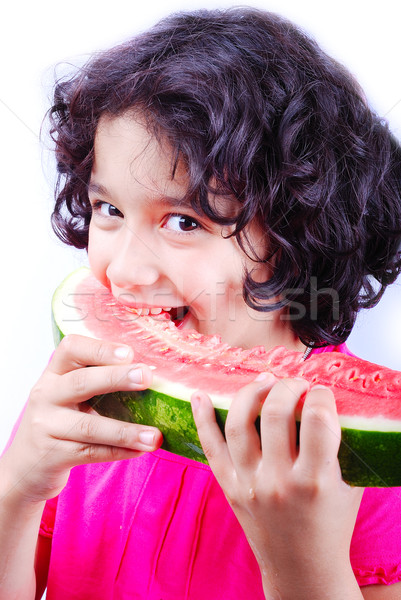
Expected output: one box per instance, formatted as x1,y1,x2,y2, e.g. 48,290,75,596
191,393,201,412
311,384,330,391
115,346,131,360
128,368,143,384
139,430,155,446
254,372,275,382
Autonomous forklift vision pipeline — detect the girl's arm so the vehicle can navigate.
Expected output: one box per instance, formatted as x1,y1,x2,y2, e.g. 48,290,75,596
362,583,401,598
35,535,52,600
0,485,44,600
0,335,162,600
191,375,366,600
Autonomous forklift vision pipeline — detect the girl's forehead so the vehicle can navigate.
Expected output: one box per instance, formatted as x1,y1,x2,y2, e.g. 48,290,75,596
94,112,176,169
92,112,189,196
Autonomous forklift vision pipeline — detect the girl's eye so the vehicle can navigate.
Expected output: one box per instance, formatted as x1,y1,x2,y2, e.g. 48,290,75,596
92,201,123,218
163,214,201,233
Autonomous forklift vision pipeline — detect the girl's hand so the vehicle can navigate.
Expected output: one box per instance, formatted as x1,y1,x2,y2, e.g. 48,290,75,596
191,375,364,598
1,334,163,504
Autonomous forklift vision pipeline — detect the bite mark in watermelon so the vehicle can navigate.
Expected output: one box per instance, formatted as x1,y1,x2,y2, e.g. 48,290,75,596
52,268,401,487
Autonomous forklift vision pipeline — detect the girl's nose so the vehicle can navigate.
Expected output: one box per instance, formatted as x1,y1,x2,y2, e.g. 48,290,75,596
106,226,160,289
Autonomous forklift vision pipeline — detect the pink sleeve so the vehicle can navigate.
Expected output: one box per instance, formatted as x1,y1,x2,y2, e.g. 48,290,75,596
39,496,58,539
351,487,401,586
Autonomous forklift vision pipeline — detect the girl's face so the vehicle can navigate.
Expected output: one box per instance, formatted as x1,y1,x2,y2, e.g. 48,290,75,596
88,113,302,352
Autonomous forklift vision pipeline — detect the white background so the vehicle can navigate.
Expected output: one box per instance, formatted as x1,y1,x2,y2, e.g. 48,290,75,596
1,0,401,450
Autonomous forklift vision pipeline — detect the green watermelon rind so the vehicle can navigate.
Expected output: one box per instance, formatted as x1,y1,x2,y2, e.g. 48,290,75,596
51,268,401,487
90,389,209,462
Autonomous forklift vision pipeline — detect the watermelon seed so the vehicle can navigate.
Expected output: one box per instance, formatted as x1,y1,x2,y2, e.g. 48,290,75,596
348,369,359,382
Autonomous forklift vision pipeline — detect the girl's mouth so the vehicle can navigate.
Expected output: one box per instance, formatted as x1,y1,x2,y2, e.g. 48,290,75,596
129,305,190,328
168,306,190,327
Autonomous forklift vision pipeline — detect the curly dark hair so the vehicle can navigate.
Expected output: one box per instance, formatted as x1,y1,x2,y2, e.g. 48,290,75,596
49,7,401,347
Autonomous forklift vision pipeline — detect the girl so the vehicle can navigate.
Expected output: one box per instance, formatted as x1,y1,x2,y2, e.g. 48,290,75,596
1,7,401,599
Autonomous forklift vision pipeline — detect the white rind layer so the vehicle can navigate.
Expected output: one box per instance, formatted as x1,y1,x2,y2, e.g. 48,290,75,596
337,415,401,433
151,374,233,410
52,267,103,339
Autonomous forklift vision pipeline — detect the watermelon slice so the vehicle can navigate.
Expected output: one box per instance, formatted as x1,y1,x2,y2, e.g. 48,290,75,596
52,268,401,487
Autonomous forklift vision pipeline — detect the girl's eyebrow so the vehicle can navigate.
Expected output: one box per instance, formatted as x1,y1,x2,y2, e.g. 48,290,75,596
157,196,192,209
88,181,110,198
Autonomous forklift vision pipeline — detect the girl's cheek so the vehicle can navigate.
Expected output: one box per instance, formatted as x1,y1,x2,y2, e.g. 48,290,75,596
87,239,110,288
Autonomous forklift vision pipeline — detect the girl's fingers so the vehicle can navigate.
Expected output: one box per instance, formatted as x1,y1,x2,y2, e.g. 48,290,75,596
296,386,342,479
71,445,156,465
191,391,232,481
44,437,161,469
223,374,276,472
49,334,134,375
260,378,309,470
49,362,153,406
192,377,308,483
51,407,162,455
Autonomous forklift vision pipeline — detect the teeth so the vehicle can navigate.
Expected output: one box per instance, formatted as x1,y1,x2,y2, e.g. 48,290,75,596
135,306,174,316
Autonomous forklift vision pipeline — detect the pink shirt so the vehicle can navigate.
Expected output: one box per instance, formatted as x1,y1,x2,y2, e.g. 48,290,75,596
31,345,401,596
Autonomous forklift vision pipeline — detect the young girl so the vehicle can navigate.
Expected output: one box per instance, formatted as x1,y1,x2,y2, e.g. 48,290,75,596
1,7,401,599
